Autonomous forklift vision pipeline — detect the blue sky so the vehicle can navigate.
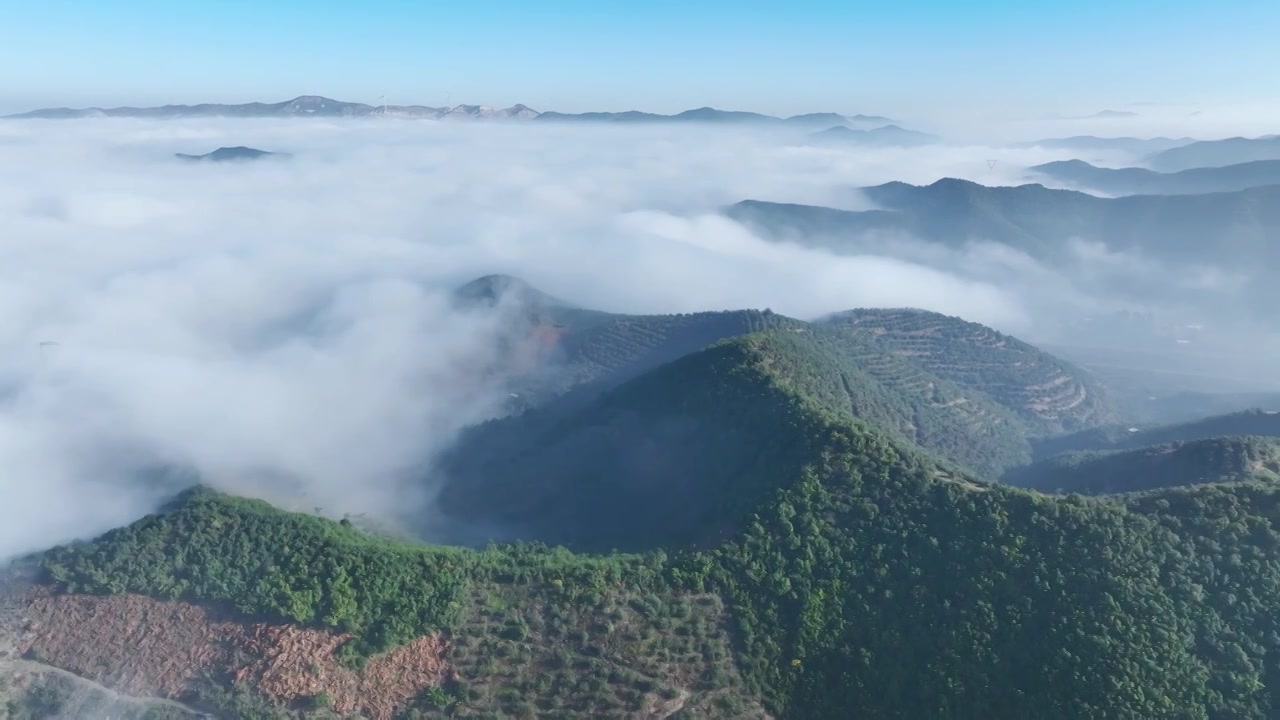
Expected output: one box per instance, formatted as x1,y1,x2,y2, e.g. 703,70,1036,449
1,0,1277,116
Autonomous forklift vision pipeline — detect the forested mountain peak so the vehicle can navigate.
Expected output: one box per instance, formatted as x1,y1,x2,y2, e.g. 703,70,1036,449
22,350,1280,717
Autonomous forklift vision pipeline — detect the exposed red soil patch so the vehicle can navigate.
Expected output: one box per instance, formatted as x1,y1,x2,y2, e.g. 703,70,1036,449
237,625,448,719
19,592,448,720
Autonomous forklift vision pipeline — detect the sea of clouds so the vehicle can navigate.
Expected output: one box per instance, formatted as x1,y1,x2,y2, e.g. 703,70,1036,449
0,115,1276,558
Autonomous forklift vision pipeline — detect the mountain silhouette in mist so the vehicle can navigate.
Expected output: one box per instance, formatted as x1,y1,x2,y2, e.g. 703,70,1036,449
809,124,939,147
174,146,288,162
1029,158,1280,196
5,95,896,127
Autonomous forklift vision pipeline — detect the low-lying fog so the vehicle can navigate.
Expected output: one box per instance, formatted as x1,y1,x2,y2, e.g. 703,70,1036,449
2,115,1278,558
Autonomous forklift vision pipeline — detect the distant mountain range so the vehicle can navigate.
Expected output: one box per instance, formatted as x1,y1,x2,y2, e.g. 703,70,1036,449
1006,436,1280,495
728,178,1280,270
4,95,896,127
174,146,287,162
1028,158,1280,196
808,124,940,147
1031,408,1280,460
1013,136,1196,155
1145,135,1280,172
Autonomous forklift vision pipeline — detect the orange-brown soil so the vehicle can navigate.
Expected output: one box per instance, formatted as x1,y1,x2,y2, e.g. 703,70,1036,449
18,591,448,720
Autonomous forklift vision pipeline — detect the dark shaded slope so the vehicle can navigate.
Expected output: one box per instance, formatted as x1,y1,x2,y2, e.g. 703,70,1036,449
434,331,976,552
1030,158,1280,196
819,308,1118,433
1034,408,1280,459
1005,436,1280,494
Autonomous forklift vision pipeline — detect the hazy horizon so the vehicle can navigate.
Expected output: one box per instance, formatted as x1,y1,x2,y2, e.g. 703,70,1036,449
4,0,1280,119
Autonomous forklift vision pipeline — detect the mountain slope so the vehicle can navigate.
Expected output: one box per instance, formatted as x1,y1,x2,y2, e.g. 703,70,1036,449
434,331,985,552
1029,158,1280,196
1146,135,1280,172
729,179,1280,270
819,308,1118,433
26,490,764,719
1005,436,1280,494
450,276,1115,477
24,353,1280,717
1033,408,1280,459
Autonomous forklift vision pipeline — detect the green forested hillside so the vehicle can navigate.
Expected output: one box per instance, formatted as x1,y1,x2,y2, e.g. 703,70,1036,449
1034,408,1280,459
456,275,802,409
455,276,1110,476
819,308,1117,433
1005,436,1280,495
38,489,764,719
37,335,1280,718
436,330,1029,550
436,331,960,552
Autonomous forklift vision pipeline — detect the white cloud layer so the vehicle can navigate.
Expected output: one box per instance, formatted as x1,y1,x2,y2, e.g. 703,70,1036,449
0,117,1277,558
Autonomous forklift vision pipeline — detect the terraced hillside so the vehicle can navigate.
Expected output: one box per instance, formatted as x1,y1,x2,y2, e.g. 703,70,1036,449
1005,436,1280,495
820,308,1117,433
1034,408,1280,459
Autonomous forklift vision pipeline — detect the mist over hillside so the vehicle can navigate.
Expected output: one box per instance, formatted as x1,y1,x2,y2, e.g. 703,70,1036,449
3,116,1280,561
10,0,1280,708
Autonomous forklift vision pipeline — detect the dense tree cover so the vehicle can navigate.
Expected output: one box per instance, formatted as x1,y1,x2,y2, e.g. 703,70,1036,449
37,331,1280,719
41,489,668,659
1005,436,1280,495
438,332,870,552
1035,408,1280,460
453,274,1112,476
441,331,1028,542
819,307,1117,433
508,307,801,409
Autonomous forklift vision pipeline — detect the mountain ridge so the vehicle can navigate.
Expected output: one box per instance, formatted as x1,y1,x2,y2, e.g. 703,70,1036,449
1005,435,1280,495
1029,158,1280,196
728,179,1280,273
5,96,896,126
20,331,1280,717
